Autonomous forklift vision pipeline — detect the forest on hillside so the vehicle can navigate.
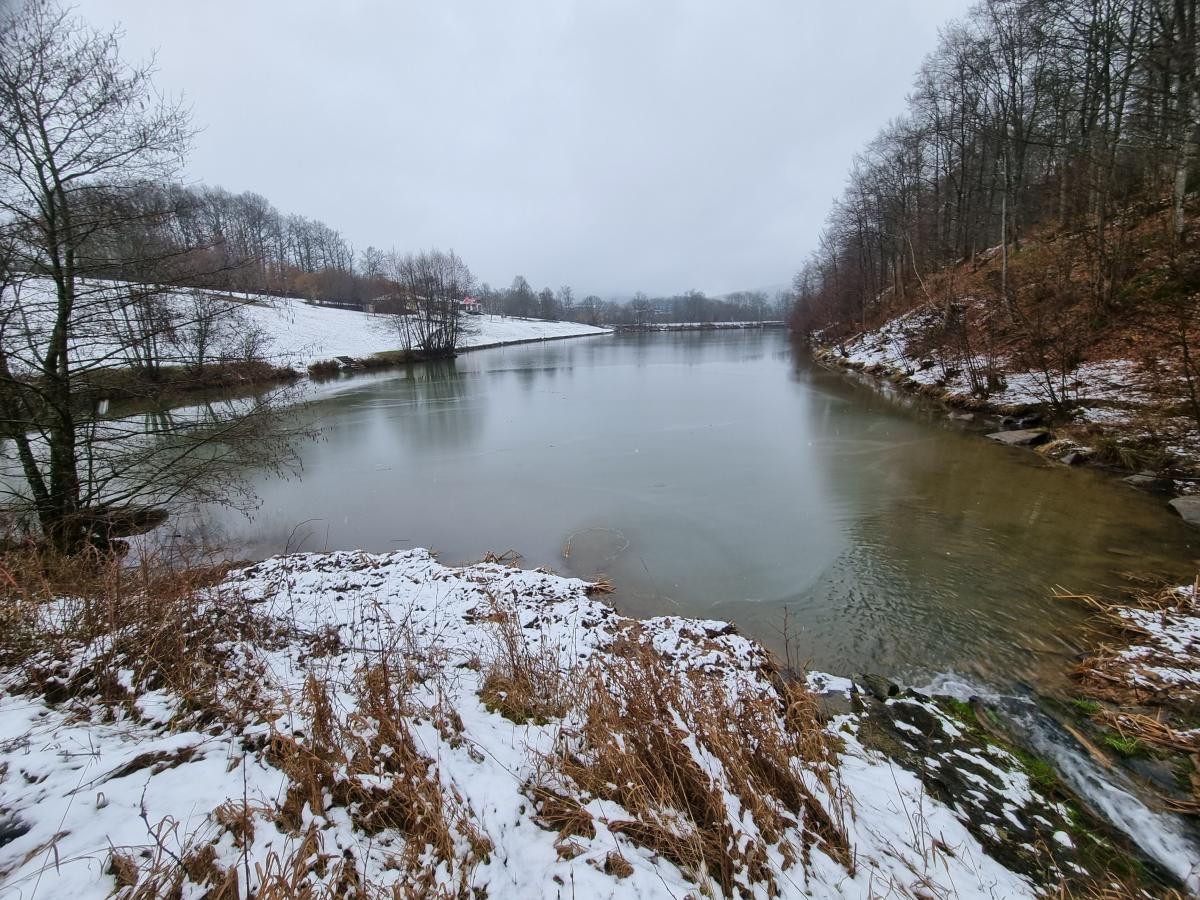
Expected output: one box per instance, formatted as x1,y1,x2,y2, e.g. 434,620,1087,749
791,0,1199,433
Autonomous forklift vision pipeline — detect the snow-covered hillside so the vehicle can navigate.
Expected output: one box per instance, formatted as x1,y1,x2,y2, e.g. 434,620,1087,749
6,278,609,370
239,296,610,366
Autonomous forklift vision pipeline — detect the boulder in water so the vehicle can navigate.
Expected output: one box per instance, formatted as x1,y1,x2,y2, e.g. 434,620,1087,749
1123,472,1174,493
1168,496,1200,527
987,428,1051,447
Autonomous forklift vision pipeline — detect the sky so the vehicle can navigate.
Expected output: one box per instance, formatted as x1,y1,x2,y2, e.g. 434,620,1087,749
70,0,971,298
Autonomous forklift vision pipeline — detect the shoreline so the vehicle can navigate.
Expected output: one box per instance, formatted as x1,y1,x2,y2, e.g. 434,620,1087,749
811,339,1200,528
307,326,612,378
813,332,1200,880
0,546,1188,897
611,320,786,333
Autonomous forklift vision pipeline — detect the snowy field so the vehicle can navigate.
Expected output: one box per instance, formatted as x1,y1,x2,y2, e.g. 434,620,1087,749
241,298,610,366
0,550,1043,899
6,278,609,371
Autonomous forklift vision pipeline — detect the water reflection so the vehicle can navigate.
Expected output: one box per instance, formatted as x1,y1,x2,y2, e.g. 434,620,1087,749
180,331,1198,693
391,360,482,451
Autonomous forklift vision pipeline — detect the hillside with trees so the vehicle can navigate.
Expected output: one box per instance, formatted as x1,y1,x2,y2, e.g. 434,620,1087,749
791,0,1200,470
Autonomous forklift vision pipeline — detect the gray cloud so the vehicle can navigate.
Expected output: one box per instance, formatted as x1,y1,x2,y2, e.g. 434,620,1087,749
72,0,970,296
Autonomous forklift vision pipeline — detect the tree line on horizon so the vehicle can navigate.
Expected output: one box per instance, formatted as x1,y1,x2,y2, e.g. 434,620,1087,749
46,176,788,327
477,281,791,326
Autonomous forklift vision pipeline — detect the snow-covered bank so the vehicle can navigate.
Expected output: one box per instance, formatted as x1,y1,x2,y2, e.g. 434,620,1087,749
826,307,1149,415
819,306,1200,478
0,549,1080,898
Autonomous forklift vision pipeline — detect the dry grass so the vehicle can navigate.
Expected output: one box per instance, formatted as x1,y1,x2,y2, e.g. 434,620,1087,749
1044,882,1188,899
0,548,493,898
263,659,492,898
2,549,861,898
477,592,570,723
1056,577,1200,707
474,589,855,895
1057,577,1200,818
102,651,491,898
306,358,341,379
0,545,279,727
538,642,852,896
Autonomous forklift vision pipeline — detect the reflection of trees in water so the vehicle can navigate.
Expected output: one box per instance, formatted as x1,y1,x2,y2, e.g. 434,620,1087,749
786,344,1194,683
514,363,539,392
509,363,567,393
480,348,571,395
395,360,485,451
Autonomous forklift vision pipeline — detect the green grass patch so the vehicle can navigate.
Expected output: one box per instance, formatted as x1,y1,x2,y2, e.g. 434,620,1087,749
1070,698,1102,716
1173,755,1196,791
936,696,974,734
1102,733,1147,758
1022,755,1059,792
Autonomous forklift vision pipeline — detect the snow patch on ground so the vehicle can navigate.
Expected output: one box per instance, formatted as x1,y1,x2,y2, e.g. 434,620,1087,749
242,299,610,366
0,550,1037,899
1110,587,1200,697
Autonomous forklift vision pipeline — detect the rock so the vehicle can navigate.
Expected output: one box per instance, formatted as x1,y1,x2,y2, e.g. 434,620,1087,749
852,690,1139,890
1169,496,1200,526
858,673,899,702
987,428,1052,447
1061,450,1090,466
1123,473,1174,493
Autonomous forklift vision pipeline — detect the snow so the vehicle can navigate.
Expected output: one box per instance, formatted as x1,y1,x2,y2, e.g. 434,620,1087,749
6,277,610,371
617,321,785,331
239,299,610,366
832,307,1150,412
806,672,854,697
0,549,1037,899
1110,587,1200,696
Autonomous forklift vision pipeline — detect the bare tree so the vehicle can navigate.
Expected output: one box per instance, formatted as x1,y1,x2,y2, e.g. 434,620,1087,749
387,249,476,356
0,1,299,552
630,292,653,327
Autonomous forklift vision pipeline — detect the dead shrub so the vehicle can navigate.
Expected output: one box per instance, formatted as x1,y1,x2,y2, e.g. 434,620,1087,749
306,359,341,379
529,784,596,840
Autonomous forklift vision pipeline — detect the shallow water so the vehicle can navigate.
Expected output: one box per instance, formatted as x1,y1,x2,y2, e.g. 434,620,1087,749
178,330,1198,692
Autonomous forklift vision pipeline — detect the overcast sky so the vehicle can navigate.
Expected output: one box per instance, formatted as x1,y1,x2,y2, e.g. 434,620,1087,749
71,0,970,297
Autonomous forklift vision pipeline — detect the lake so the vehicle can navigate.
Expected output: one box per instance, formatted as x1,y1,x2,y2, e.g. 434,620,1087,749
178,329,1198,693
